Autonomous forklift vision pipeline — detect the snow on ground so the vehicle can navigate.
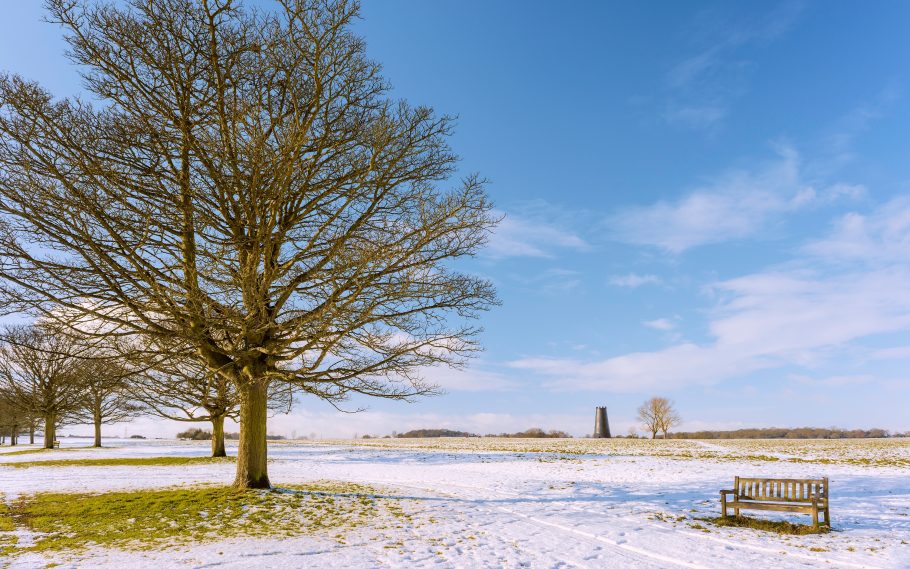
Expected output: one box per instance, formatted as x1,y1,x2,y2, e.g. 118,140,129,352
1,438,909,568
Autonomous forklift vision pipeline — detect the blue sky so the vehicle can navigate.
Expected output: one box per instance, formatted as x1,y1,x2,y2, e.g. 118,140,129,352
2,1,910,438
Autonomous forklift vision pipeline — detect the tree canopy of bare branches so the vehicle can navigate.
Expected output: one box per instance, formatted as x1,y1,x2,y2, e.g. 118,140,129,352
637,397,681,440
0,395,34,445
70,359,142,447
0,0,498,487
0,325,86,448
133,356,292,457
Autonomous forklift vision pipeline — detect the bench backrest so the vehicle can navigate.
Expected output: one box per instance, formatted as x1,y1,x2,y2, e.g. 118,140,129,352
734,476,828,502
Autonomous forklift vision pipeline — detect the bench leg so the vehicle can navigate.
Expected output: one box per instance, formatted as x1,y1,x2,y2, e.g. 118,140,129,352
721,493,727,518
812,504,819,530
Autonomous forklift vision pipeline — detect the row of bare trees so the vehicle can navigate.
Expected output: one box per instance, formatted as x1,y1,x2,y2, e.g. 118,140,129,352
0,322,293,455
0,325,93,448
0,398,38,445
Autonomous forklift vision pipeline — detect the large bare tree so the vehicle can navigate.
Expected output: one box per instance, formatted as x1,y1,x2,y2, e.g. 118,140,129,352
0,325,86,448
637,397,681,440
0,0,497,487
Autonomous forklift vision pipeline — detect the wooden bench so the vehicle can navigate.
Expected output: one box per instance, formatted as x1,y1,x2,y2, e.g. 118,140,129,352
53,440,60,448
720,476,830,529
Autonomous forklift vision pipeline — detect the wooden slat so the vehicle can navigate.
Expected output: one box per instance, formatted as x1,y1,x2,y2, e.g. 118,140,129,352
736,478,826,485
732,495,824,504
727,477,829,503
729,500,818,514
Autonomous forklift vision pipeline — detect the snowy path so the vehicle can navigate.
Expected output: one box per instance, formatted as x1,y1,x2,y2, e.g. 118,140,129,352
1,439,908,568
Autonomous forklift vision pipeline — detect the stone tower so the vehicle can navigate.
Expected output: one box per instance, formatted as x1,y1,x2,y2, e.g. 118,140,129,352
594,406,611,438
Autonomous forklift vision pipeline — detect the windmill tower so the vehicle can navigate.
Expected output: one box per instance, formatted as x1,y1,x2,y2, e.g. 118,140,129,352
593,406,611,438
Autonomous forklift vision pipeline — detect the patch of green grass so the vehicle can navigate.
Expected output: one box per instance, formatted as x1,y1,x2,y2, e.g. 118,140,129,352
4,481,409,556
4,456,234,468
703,515,830,535
0,496,16,556
0,498,13,532
0,447,78,457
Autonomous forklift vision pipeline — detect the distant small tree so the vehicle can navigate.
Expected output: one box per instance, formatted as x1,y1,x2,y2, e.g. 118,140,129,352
176,428,212,441
638,398,661,439
135,360,237,457
71,359,142,448
638,397,680,439
133,355,293,457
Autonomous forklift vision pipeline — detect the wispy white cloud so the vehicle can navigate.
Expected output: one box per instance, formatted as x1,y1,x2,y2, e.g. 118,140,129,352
819,88,900,170
514,268,584,294
509,343,758,393
664,3,804,131
643,318,675,331
485,211,589,259
510,259,910,392
870,345,910,361
421,364,518,393
608,273,662,288
608,146,863,252
663,103,728,130
788,373,872,387
803,197,910,264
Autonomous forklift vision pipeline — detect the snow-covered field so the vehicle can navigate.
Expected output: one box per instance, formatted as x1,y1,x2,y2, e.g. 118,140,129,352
2,437,909,568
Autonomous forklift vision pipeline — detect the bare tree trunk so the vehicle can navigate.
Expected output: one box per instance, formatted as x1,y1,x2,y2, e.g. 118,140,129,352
93,411,102,448
10,424,17,446
233,381,269,489
29,424,34,444
44,413,56,449
211,414,226,458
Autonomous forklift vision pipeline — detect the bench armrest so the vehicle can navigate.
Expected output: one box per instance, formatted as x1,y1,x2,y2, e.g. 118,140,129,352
719,489,735,496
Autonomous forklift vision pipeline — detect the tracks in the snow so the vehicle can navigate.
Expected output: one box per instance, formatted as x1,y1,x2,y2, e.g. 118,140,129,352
381,480,708,569
381,479,883,569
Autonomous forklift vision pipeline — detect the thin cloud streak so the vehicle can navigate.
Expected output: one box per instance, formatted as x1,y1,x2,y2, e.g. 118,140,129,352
664,2,805,131
608,146,863,252
485,211,590,259
608,273,662,288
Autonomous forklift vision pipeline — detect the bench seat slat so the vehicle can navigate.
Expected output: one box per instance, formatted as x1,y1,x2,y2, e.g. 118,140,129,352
727,501,818,514
733,495,825,503
736,478,826,485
